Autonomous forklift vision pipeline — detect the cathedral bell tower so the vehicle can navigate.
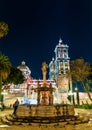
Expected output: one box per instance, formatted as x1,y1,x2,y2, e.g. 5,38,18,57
49,38,71,92
54,38,70,75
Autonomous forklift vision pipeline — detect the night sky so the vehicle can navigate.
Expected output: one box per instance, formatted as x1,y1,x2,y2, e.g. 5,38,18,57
0,0,92,79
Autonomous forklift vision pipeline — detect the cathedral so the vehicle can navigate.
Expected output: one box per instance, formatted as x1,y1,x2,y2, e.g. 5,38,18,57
4,39,92,107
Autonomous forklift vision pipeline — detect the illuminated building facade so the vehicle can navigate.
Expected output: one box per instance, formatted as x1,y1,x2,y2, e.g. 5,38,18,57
4,39,73,106
49,38,71,93
4,38,92,106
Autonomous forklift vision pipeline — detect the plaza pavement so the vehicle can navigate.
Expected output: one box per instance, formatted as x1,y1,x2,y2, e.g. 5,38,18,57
0,108,92,130
0,109,13,117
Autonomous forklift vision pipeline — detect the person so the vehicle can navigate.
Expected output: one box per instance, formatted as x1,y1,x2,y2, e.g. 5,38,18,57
13,99,19,115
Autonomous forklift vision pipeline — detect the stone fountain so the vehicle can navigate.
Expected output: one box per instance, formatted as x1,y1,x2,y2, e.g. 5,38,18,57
16,62,75,121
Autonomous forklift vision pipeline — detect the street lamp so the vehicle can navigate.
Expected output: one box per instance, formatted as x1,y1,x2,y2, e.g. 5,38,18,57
68,90,74,105
1,89,7,110
1,89,7,104
75,87,80,106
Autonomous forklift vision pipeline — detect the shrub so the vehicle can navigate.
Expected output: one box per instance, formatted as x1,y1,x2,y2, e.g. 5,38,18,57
74,103,92,109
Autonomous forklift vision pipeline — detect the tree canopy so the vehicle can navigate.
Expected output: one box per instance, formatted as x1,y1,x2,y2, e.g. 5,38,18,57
3,67,25,85
0,52,12,97
70,58,92,101
70,58,90,82
0,21,9,38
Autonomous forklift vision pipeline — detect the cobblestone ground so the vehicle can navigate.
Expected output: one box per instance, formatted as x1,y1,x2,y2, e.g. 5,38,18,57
0,108,92,130
0,124,92,130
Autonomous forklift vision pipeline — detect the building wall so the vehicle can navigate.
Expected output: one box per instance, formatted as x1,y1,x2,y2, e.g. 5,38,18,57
74,92,92,105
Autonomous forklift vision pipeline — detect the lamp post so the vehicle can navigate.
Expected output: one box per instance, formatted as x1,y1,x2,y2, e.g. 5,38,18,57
68,90,74,105
75,87,80,106
1,89,7,110
1,89,7,103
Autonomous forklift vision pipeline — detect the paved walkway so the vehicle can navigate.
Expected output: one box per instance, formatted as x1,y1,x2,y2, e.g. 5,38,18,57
75,108,92,119
0,109,13,117
0,108,92,130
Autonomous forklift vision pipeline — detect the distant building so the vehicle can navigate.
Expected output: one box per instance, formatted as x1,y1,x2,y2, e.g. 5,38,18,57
17,61,31,80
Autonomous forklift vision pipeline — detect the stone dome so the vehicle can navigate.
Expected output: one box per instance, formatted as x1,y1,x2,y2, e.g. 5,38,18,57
17,61,31,79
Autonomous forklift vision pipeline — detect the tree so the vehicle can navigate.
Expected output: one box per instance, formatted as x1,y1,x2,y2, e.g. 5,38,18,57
87,65,92,83
70,58,92,101
3,67,25,85
0,21,9,38
0,52,12,98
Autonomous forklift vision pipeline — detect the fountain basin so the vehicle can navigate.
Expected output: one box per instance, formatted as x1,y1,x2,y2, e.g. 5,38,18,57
16,104,75,117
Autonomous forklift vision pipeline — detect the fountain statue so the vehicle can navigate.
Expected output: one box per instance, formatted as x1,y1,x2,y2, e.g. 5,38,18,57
36,62,55,105
41,62,48,87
